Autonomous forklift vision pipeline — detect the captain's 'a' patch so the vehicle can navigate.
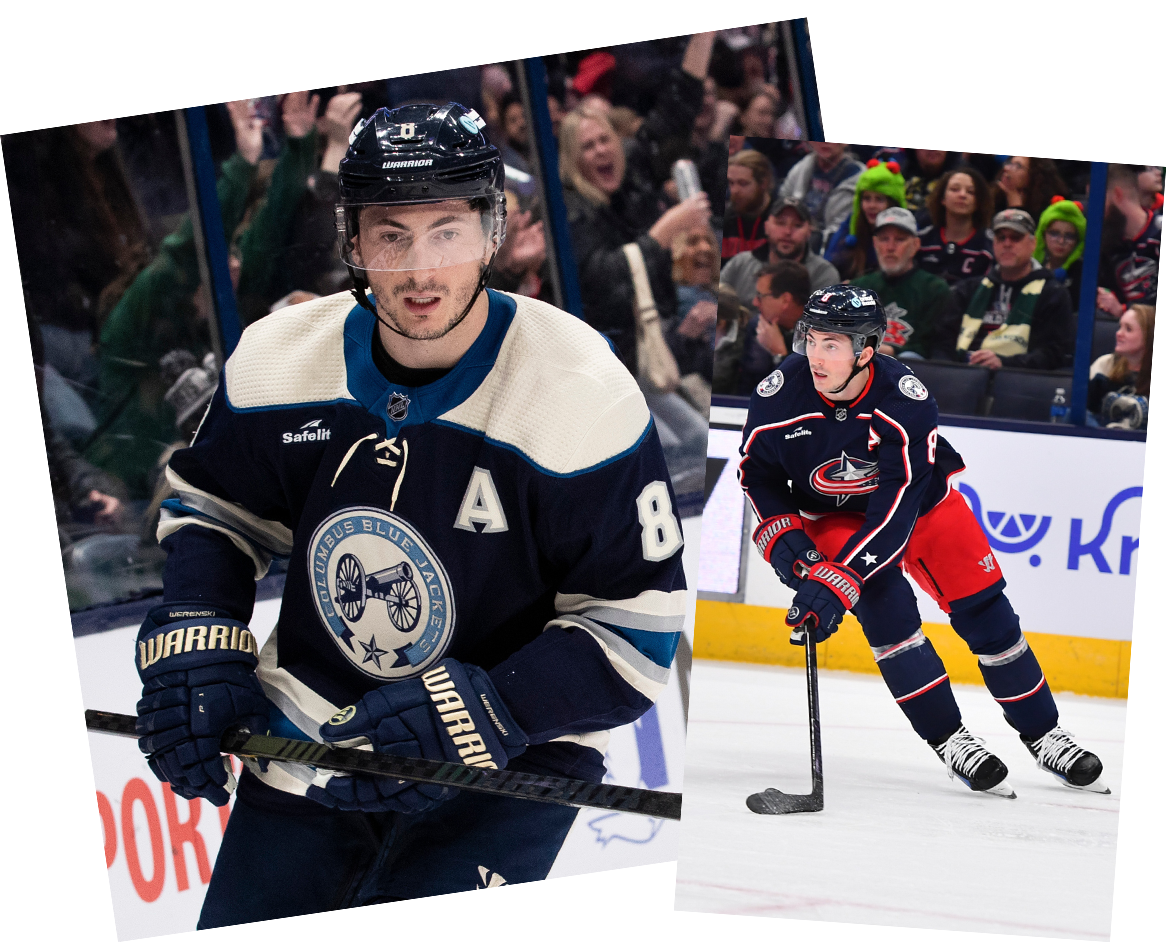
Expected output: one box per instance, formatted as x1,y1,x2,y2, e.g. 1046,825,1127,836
454,467,509,533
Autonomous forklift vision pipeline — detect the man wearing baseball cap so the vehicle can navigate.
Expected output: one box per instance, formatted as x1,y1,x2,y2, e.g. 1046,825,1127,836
934,208,1073,370
720,196,840,306
851,207,951,359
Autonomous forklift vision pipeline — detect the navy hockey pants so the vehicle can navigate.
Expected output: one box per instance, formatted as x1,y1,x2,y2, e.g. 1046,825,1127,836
197,772,578,929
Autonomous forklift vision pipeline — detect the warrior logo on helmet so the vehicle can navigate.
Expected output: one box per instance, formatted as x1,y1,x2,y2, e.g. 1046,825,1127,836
334,102,508,322
794,284,888,359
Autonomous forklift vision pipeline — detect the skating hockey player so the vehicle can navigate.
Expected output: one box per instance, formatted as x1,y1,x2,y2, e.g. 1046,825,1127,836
739,284,1106,798
133,102,686,926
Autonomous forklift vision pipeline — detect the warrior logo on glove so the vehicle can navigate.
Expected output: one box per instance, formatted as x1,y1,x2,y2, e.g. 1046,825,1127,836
310,506,456,680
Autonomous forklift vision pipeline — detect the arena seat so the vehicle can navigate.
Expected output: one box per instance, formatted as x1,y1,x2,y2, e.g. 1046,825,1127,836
986,369,1074,422
904,360,991,416
1092,316,1120,360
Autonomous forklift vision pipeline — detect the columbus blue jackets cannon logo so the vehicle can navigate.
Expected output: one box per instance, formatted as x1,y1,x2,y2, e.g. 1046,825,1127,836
333,557,421,630
308,507,456,680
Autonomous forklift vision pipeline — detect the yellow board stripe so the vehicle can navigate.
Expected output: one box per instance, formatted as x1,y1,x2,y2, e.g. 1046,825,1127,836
694,600,1130,699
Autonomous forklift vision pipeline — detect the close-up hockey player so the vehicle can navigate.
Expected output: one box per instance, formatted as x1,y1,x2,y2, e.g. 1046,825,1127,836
738,284,1106,798
132,102,686,927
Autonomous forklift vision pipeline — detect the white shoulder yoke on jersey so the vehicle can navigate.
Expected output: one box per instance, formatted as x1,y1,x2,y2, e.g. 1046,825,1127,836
439,293,650,476
224,292,357,411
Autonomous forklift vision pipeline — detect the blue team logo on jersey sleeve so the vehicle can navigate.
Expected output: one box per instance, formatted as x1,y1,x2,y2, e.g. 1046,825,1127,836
757,369,784,397
308,507,456,680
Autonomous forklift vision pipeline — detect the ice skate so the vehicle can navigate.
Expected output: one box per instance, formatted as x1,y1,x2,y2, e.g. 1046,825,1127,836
1020,726,1109,793
930,725,1015,798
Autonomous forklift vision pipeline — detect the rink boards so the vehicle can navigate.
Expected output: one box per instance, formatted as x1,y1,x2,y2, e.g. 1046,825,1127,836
698,409,1146,698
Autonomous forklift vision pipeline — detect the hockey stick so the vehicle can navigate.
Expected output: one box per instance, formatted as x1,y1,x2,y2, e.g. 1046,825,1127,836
745,625,824,814
85,710,681,820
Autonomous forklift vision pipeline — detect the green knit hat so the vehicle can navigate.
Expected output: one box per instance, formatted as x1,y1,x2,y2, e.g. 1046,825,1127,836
850,159,907,235
1034,196,1087,272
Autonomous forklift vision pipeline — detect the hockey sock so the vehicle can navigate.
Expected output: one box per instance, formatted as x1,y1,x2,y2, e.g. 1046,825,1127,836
950,594,1058,739
978,641,1058,738
871,630,962,742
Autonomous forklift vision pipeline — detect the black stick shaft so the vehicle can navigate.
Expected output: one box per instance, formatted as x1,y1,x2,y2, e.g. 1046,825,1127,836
84,710,681,820
806,634,823,801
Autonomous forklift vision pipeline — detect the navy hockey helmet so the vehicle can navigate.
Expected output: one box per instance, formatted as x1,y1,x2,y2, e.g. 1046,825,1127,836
792,284,887,359
336,102,507,274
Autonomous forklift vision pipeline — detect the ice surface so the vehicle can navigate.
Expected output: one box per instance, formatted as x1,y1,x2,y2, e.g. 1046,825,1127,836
675,660,1124,940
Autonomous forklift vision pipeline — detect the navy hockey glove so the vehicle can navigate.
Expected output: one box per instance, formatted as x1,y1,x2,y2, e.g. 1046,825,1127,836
308,659,528,814
786,561,863,645
135,603,269,806
753,514,822,589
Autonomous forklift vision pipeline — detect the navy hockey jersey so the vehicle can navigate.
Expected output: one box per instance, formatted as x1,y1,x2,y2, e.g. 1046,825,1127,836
159,289,686,796
1101,210,1161,306
917,225,995,286
739,354,965,582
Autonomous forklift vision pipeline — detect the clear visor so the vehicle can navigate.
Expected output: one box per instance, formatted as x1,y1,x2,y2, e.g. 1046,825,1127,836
792,322,866,361
337,199,504,272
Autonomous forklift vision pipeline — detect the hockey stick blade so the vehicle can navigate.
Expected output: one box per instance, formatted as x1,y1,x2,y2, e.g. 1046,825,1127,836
85,710,681,820
745,787,823,814
746,626,825,815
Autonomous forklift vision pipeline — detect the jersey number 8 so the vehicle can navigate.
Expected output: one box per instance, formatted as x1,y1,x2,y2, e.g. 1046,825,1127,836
637,481,683,562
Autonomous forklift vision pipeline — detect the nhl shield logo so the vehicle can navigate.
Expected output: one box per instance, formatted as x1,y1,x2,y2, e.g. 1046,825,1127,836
387,392,410,422
309,507,456,680
757,369,784,397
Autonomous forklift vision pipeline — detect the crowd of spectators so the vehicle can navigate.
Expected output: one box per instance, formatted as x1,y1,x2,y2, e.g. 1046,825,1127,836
5,23,805,608
715,141,1159,431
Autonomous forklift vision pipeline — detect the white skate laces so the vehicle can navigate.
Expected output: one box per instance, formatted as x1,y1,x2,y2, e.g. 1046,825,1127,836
1031,726,1088,775
931,725,1014,797
1023,726,1109,792
939,727,991,781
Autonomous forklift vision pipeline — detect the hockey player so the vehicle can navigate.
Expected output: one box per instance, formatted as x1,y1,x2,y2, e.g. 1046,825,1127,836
739,284,1105,798
133,102,686,927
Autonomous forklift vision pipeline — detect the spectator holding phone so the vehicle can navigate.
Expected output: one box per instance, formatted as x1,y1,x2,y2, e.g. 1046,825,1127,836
917,166,996,286
558,32,715,374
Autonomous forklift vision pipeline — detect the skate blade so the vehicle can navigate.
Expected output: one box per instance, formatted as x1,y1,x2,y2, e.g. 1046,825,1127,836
1062,776,1110,795
982,779,1017,799
953,774,1016,798
746,788,823,815
1034,761,1111,794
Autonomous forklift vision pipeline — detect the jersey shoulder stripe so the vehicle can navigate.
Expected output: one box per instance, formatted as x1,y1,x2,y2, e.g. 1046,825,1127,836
438,293,651,476
223,291,357,412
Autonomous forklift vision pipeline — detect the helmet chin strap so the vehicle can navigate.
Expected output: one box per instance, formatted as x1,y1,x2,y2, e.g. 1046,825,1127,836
828,350,872,396
348,253,498,342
